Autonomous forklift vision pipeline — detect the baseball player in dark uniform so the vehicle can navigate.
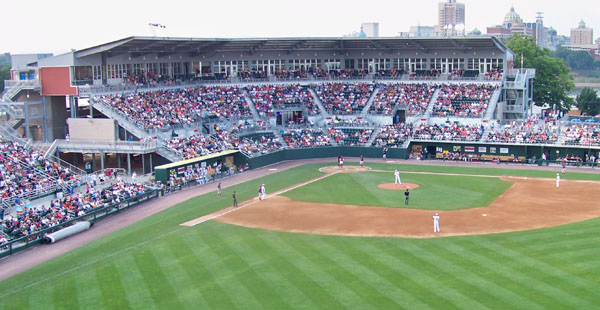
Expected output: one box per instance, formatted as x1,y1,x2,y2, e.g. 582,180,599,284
404,189,410,205
233,191,238,208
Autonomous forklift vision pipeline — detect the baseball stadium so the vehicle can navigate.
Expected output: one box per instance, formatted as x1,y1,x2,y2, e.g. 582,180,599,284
1,33,600,310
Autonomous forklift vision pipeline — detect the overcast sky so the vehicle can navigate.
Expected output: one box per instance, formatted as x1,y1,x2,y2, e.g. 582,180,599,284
1,0,598,54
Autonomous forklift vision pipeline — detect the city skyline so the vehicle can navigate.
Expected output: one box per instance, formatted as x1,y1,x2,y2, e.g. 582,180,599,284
0,0,598,54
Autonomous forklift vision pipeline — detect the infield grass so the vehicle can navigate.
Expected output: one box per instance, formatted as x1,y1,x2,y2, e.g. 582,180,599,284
282,171,512,210
1,162,600,310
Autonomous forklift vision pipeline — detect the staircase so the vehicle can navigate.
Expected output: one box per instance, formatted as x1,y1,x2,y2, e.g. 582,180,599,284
308,88,330,117
91,98,153,140
423,89,441,118
484,88,502,120
361,86,380,115
366,126,382,146
244,91,262,120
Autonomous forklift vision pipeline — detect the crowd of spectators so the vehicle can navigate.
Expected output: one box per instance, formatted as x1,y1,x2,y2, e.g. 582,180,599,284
281,128,332,148
247,84,320,117
313,83,374,115
484,119,559,144
1,141,80,205
561,124,600,146
369,83,435,116
237,133,285,156
328,128,373,146
371,124,414,147
412,123,484,142
95,86,251,130
432,84,498,118
1,180,148,241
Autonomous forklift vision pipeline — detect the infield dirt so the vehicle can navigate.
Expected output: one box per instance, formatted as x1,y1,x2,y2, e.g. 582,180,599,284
215,167,600,238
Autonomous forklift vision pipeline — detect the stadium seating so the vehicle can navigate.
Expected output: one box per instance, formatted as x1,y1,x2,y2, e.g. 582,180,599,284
328,128,373,146
484,119,559,144
312,83,374,115
95,86,252,130
281,128,332,148
247,84,320,116
238,132,285,156
371,124,414,147
1,141,80,205
412,123,484,141
369,83,435,116
561,124,600,146
1,180,148,241
431,84,498,118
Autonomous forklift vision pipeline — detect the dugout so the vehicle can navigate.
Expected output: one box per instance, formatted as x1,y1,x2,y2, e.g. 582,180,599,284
154,150,243,185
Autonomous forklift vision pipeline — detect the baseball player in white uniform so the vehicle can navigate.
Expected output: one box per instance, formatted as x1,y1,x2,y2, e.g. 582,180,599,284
394,169,402,184
433,213,440,233
260,184,266,200
556,173,560,188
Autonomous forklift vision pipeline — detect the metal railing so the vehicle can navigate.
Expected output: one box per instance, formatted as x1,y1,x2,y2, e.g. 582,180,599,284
0,189,159,258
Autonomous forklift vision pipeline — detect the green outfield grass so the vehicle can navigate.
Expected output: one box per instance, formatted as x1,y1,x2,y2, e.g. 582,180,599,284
1,162,600,310
282,171,512,210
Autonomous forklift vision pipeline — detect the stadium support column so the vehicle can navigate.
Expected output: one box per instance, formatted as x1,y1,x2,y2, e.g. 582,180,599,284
69,96,78,118
127,153,131,177
92,153,96,171
100,151,105,170
24,102,30,140
142,153,145,175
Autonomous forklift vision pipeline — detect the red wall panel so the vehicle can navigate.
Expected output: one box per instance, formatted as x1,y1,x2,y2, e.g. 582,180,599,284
40,67,77,96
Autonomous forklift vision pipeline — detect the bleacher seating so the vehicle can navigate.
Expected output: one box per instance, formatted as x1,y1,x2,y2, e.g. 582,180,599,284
1,141,80,206
369,83,435,116
371,124,414,147
247,84,320,116
95,86,252,130
281,128,332,148
485,119,559,144
1,180,148,241
328,128,373,146
431,84,498,118
561,124,600,146
413,123,484,142
312,83,374,115
238,132,285,156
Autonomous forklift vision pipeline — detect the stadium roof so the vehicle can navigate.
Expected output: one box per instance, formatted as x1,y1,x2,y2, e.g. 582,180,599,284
74,36,511,58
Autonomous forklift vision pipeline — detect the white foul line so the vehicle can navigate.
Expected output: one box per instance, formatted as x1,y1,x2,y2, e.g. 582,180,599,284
184,171,339,226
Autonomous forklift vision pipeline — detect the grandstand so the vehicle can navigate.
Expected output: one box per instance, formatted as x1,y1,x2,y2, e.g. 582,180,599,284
2,35,600,245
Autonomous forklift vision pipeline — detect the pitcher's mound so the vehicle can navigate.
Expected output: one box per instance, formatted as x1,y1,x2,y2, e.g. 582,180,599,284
378,183,420,190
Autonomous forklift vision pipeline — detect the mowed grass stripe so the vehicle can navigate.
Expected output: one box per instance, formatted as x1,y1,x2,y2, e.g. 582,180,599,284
52,276,79,310
152,239,206,309
317,237,424,309
26,286,53,310
441,240,558,309
205,224,291,309
95,262,132,310
213,226,312,309
459,239,575,309
166,236,235,309
131,249,185,310
74,269,104,310
289,236,401,309
366,238,474,309
333,239,445,309
376,240,492,310
193,228,263,310
269,233,373,309
414,239,545,310
475,240,597,308
488,240,600,301
113,255,158,310
501,222,600,243
249,230,347,309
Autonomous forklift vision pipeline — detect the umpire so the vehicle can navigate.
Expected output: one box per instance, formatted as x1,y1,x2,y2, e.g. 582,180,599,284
404,189,410,205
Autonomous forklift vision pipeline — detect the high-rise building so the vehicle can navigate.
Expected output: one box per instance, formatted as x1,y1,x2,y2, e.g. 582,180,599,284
438,0,465,29
570,20,593,46
361,23,379,38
